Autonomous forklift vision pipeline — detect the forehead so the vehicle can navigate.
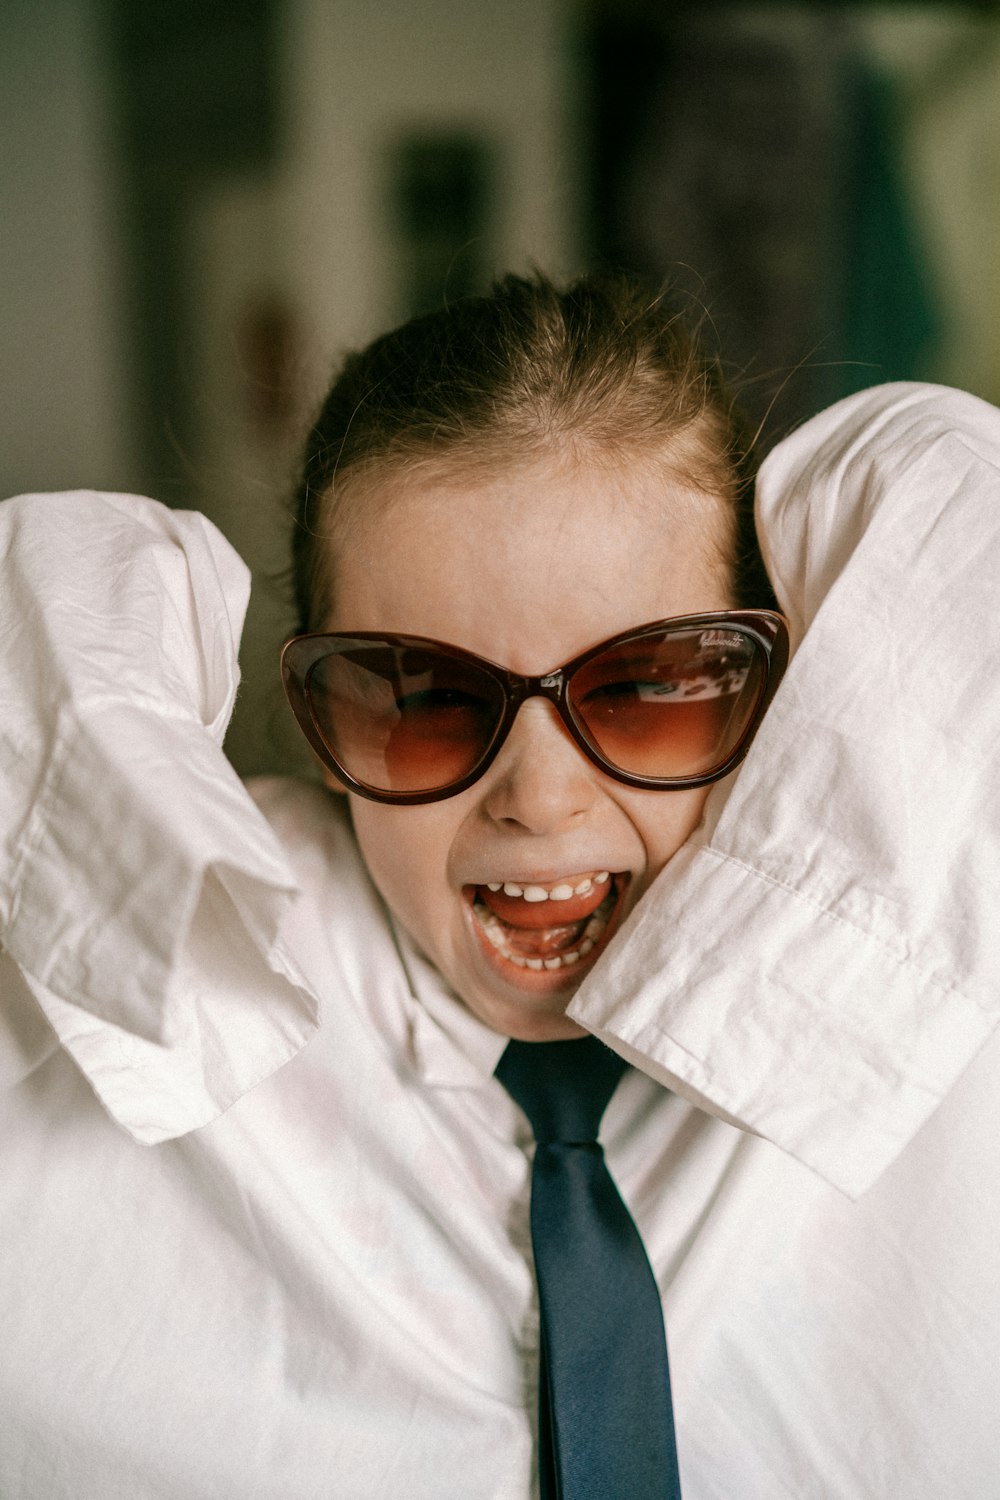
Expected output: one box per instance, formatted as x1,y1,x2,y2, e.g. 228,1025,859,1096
326,450,734,670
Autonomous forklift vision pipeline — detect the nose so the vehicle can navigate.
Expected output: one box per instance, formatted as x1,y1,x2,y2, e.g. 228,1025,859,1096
478,698,599,834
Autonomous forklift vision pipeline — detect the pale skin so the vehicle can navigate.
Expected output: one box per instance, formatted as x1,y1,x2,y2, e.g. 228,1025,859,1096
323,445,735,1042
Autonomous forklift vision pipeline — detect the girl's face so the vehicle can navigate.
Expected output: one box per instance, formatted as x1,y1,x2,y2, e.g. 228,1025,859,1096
325,449,735,1041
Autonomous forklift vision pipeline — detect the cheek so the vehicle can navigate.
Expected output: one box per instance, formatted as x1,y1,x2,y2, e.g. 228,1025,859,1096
348,800,409,901
634,784,714,882
347,798,455,924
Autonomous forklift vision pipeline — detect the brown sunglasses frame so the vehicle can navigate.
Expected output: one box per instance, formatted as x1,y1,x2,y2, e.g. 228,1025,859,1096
280,610,789,805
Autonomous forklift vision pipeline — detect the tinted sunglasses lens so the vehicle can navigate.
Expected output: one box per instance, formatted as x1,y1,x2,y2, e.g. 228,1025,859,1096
306,644,505,795
569,625,767,780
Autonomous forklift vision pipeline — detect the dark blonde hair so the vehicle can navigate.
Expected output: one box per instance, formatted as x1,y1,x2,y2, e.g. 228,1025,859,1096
291,271,773,631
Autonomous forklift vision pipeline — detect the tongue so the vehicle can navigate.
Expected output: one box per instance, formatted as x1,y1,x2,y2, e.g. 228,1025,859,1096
479,881,610,929
505,916,590,958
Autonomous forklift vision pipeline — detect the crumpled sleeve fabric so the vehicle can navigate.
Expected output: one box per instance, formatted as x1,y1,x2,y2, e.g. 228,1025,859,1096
570,383,1000,1198
0,490,318,1141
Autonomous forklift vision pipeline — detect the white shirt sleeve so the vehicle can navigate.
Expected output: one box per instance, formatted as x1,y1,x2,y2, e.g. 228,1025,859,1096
570,383,1000,1198
0,490,319,1142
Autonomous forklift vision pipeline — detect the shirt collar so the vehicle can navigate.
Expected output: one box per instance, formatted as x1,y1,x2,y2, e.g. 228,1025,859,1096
389,917,508,1087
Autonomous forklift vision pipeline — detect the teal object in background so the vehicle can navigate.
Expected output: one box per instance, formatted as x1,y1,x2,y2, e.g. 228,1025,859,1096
830,56,940,404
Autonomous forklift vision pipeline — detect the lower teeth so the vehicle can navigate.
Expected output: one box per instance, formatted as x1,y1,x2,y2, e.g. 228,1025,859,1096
473,889,614,970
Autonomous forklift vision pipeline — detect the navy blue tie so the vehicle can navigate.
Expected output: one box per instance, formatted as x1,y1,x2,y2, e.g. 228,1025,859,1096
496,1035,682,1499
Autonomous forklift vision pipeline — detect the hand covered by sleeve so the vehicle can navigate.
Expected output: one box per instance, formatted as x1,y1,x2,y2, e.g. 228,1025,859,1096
570,383,1000,1197
0,491,318,1141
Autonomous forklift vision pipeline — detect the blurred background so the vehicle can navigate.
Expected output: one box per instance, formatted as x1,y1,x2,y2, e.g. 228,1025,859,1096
3,1,998,774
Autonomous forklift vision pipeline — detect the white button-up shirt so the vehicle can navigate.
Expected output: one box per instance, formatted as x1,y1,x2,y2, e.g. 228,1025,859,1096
2,383,999,1498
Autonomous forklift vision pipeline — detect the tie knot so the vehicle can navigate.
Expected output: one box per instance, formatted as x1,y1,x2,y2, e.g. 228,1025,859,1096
495,1034,629,1143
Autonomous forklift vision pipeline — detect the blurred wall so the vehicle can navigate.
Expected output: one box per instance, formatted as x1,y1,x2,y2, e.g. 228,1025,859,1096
0,0,135,498
864,9,1000,401
277,0,577,371
584,6,999,444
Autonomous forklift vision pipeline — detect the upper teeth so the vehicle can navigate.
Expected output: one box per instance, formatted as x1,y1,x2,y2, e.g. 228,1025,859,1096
486,872,610,902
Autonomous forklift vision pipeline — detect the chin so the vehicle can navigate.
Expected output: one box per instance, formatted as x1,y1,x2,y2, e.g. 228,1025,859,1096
453,965,589,1042
507,1016,588,1043
491,1001,588,1044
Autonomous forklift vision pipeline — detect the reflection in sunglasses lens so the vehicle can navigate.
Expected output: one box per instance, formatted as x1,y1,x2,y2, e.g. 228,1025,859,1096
570,628,764,779
308,647,504,793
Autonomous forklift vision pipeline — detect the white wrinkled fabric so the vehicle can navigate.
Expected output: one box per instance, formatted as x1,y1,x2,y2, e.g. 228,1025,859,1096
570,382,1000,1195
0,491,317,1139
3,778,998,1499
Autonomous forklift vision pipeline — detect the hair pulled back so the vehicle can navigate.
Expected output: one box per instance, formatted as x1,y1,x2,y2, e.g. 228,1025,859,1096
291,271,772,632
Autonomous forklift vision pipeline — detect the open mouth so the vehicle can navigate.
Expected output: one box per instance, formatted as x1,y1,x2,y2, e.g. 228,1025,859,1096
467,870,628,980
